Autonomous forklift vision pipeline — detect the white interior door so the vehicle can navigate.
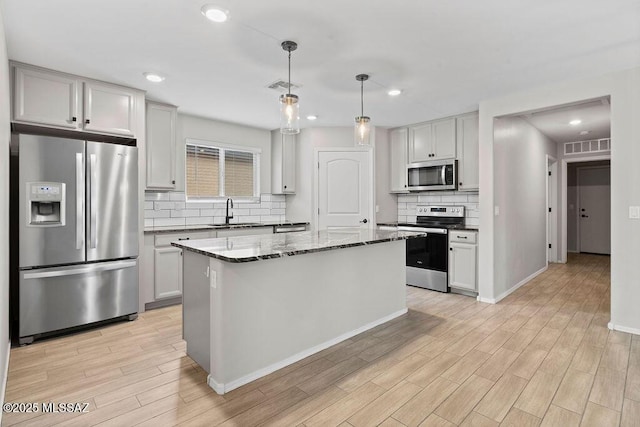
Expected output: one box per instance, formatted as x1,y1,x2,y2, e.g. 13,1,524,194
318,150,372,230
578,166,611,254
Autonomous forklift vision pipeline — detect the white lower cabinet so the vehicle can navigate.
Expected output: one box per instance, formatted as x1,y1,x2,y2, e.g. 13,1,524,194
216,227,273,238
448,230,478,292
142,230,213,309
154,246,183,299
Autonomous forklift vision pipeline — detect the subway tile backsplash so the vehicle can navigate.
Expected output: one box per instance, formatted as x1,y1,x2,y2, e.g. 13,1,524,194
397,191,480,227
144,192,286,227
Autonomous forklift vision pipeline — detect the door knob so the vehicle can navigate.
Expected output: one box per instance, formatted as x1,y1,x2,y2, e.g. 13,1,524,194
360,219,368,224
581,214,589,218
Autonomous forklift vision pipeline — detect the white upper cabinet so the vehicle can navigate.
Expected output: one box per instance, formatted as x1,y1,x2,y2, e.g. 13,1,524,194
11,62,140,138
83,81,135,137
389,127,409,193
272,132,296,194
13,66,81,129
408,123,432,163
146,102,177,190
408,117,456,163
456,112,479,191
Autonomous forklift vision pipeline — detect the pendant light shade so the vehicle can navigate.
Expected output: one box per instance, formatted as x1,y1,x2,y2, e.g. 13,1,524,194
280,41,300,134
355,74,371,146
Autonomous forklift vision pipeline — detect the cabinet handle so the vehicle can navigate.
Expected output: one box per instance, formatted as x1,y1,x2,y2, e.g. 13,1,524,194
459,182,463,186
449,248,453,251
172,180,175,184
284,185,287,189
457,235,468,239
178,237,190,241
85,119,91,124
71,116,77,122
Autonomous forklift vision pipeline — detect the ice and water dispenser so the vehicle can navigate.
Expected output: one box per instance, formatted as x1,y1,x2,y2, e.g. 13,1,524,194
26,182,66,226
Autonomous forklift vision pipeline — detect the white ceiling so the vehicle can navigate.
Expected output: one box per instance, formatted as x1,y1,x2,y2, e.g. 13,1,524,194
2,0,639,130
521,98,611,143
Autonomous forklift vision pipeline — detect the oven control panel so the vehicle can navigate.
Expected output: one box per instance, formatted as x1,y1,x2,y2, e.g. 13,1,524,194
416,205,465,217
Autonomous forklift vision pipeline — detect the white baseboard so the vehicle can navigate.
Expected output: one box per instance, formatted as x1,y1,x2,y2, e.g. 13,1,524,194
208,308,409,395
477,265,548,304
608,322,640,336
0,340,10,424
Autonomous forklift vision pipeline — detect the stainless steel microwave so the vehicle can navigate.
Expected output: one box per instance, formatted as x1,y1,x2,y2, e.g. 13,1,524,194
407,160,457,191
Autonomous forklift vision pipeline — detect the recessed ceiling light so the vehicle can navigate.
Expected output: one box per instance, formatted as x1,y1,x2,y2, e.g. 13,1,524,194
388,89,402,96
201,5,229,22
569,119,582,126
143,72,165,83
306,115,318,121
580,130,591,135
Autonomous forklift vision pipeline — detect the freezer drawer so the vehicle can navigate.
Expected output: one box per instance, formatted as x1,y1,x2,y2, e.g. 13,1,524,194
19,259,138,340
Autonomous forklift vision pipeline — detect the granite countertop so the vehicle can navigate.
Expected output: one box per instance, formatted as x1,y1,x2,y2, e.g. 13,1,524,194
144,221,309,234
172,228,427,263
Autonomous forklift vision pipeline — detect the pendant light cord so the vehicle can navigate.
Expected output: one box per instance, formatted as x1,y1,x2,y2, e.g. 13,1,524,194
288,50,291,97
360,79,364,117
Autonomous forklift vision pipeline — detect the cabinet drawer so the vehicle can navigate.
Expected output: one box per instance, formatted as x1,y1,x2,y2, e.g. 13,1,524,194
155,231,211,247
449,231,477,244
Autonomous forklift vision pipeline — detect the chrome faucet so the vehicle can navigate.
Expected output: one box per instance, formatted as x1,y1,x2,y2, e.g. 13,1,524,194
225,198,234,224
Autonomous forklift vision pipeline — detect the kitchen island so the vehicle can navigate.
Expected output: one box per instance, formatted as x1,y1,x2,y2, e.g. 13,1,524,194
172,228,425,394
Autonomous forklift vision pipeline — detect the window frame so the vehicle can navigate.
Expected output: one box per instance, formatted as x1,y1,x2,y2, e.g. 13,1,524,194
185,138,261,202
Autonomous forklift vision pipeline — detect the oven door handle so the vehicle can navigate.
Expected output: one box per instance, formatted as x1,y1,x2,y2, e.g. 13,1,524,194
398,227,448,234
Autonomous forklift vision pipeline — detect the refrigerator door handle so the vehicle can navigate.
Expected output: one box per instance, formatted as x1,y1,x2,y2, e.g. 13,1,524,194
75,152,84,250
23,260,137,280
89,153,97,249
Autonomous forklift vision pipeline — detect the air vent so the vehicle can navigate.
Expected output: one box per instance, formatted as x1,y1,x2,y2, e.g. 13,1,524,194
564,138,611,155
267,80,301,91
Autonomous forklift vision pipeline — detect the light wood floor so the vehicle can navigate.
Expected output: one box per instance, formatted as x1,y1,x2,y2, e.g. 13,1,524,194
4,253,636,426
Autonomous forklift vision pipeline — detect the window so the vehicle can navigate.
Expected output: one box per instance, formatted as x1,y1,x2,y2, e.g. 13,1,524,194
186,139,260,200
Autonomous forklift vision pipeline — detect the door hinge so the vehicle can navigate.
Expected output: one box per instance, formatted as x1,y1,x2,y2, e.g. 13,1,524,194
549,244,552,248
549,207,552,212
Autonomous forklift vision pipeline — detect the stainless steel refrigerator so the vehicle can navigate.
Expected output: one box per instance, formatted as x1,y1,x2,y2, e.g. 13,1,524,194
11,133,139,345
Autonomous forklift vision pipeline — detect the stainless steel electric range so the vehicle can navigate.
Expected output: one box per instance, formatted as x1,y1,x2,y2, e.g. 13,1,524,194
398,205,465,292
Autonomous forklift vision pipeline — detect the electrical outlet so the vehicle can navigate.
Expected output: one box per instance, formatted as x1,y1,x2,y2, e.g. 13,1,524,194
630,206,640,219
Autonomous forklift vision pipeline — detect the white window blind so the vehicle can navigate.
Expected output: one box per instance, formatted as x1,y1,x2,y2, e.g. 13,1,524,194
186,140,260,200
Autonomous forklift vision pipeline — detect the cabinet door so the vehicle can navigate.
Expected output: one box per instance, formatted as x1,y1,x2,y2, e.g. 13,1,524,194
432,118,456,160
408,123,432,163
282,133,296,193
13,66,80,129
146,103,176,190
389,128,409,192
154,246,182,299
456,113,479,191
449,243,477,291
83,81,135,136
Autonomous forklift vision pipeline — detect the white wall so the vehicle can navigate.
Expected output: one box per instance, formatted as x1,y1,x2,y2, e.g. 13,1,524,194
491,116,556,299
374,129,398,223
174,113,272,193
0,5,10,408
479,67,640,334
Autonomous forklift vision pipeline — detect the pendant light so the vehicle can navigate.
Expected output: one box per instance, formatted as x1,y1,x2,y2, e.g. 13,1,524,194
279,41,300,134
354,74,371,146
